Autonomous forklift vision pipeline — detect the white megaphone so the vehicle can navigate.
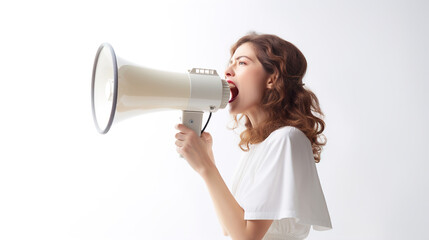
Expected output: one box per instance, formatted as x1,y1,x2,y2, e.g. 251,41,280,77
91,43,231,135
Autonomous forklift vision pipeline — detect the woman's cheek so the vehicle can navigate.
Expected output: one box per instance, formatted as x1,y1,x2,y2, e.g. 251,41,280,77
247,84,262,101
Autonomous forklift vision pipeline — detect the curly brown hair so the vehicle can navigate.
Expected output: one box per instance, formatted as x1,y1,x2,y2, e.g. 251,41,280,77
229,32,326,163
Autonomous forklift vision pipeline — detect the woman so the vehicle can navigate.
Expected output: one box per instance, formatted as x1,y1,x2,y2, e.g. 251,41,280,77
175,32,332,240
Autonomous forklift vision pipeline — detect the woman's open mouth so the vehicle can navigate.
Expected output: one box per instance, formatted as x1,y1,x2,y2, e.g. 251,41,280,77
227,80,239,103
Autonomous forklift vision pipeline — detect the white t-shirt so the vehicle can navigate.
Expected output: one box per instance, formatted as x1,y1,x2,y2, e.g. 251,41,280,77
231,126,332,240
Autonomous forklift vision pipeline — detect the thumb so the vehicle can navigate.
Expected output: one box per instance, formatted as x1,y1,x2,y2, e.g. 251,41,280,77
201,132,213,142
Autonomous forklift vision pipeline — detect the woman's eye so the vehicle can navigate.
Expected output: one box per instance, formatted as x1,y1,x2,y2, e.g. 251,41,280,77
238,61,246,66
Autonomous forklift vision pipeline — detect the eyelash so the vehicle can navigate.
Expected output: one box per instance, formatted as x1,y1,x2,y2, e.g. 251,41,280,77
228,61,247,67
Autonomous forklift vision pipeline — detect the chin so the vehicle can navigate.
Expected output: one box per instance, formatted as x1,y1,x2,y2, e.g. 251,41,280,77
228,105,242,115
228,106,238,115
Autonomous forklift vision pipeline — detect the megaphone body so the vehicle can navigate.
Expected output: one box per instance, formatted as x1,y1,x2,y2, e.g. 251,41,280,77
91,43,230,135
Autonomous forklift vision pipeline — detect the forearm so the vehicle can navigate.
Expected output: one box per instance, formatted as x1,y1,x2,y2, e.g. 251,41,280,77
200,163,249,240
173,124,269,239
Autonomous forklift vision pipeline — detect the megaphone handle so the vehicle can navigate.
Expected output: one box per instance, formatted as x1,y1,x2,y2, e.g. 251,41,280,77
180,110,204,158
182,110,204,136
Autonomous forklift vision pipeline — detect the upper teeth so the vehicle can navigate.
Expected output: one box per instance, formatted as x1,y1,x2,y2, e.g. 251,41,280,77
227,80,236,88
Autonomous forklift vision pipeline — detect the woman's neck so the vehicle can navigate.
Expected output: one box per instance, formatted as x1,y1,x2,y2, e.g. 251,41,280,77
245,107,269,128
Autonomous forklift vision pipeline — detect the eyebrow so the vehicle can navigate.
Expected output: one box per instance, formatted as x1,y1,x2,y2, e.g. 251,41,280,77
229,56,254,64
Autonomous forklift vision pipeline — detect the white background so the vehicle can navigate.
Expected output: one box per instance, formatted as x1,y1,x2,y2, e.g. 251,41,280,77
1,0,428,239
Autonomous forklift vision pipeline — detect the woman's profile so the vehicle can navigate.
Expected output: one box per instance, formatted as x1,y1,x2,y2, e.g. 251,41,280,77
175,32,332,240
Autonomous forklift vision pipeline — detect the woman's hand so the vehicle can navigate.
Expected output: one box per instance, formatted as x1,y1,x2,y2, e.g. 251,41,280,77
175,124,215,175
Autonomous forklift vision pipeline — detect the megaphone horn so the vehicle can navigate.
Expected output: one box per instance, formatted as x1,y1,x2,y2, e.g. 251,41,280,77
91,43,231,135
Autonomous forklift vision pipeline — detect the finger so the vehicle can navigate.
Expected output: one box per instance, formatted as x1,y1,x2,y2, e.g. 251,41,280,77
201,132,213,141
175,124,194,133
201,132,212,138
175,132,186,141
176,146,182,154
175,140,184,147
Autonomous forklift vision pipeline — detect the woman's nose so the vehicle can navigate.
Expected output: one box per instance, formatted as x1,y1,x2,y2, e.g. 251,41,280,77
224,65,234,79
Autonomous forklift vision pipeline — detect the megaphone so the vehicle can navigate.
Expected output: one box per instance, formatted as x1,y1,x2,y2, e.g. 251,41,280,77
91,43,231,135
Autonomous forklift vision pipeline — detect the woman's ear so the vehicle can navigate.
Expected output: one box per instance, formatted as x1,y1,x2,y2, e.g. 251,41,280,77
266,73,277,89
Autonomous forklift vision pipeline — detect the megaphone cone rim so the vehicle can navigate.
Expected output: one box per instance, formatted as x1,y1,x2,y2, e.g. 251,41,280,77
91,42,118,134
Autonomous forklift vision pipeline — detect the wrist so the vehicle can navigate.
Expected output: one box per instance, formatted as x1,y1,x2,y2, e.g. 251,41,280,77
198,159,218,179
208,150,215,162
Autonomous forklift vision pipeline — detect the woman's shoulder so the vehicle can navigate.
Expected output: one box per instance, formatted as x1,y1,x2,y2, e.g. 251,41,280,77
256,126,312,156
266,126,308,143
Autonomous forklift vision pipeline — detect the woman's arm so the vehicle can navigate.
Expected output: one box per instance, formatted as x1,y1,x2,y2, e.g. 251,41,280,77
175,124,273,240
201,165,273,240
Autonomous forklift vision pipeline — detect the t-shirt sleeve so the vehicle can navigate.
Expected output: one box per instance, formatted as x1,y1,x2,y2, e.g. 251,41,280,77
239,127,332,230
